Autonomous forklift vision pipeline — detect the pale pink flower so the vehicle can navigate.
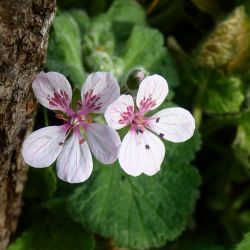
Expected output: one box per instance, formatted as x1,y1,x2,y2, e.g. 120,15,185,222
105,74,195,176
22,71,121,183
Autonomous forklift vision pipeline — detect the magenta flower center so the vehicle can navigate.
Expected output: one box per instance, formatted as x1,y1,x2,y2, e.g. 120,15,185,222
70,114,85,126
56,111,92,146
131,113,148,133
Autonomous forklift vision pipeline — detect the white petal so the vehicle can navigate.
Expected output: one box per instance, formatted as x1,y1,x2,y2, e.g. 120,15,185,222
56,133,93,183
32,71,72,113
86,123,121,164
147,107,195,143
22,126,66,168
81,72,120,113
104,95,134,130
136,74,168,112
118,129,165,177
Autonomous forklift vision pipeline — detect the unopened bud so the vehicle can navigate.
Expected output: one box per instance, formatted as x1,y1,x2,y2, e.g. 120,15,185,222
126,69,147,90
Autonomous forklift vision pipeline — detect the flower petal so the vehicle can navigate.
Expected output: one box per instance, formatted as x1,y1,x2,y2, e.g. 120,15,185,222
81,72,120,113
32,71,72,114
56,133,93,183
119,129,165,177
86,123,121,164
22,126,66,168
104,95,134,130
147,107,195,142
136,74,168,112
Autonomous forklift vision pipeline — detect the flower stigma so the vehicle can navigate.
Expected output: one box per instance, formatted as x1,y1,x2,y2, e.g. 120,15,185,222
55,111,93,145
131,113,148,133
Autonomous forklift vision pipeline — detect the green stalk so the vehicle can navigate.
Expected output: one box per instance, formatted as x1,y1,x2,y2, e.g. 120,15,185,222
43,108,49,127
193,83,206,128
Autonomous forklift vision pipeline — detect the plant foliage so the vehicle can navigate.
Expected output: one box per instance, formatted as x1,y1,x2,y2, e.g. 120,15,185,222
9,0,250,249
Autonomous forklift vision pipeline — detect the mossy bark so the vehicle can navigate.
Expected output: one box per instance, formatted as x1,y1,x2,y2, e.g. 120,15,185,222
0,1,56,249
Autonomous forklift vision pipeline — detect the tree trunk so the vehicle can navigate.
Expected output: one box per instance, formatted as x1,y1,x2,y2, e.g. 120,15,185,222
0,1,56,249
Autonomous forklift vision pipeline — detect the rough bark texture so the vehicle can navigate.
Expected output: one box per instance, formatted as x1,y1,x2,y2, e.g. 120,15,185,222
0,1,56,249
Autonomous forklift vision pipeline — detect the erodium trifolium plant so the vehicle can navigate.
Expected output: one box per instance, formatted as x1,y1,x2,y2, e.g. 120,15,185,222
22,71,195,182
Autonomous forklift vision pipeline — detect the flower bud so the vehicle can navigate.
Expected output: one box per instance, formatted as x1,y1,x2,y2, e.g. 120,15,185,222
126,68,147,90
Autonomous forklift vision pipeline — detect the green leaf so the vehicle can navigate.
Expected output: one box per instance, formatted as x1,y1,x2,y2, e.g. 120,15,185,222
24,167,57,199
203,76,244,114
68,162,201,249
196,6,250,72
237,1,250,16
151,53,180,89
83,21,115,55
233,111,250,169
122,25,166,74
47,12,86,87
164,131,202,165
82,20,125,76
68,10,90,36
8,201,95,250
167,235,229,250
189,246,227,250
105,0,145,25
236,232,250,250
121,25,178,98
181,244,228,250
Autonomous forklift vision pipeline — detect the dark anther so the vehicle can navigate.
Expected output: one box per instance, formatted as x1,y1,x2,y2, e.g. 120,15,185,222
136,129,143,134
156,117,160,123
58,142,64,146
79,139,85,144
159,133,164,138
145,144,150,149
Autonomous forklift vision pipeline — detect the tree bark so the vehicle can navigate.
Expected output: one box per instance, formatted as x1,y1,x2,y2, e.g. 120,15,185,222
0,1,56,249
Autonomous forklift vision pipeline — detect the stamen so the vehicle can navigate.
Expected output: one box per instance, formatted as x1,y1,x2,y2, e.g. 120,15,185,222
58,142,64,146
156,117,160,123
79,138,85,144
159,133,164,138
145,144,150,149
55,113,68,121
86,115,93,124
56,114,64,119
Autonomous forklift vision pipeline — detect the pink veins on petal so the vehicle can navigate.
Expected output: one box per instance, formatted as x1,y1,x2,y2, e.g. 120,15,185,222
139,95,156,112
47,89,70,111
82,89,102,112
118,105,133,124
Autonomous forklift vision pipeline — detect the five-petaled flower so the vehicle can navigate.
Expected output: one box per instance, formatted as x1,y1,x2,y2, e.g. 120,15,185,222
104,74,195,176
22,71,121,183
